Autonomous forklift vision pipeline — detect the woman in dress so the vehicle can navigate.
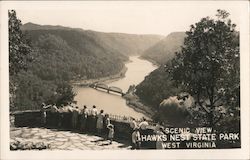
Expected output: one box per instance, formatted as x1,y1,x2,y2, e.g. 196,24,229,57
96,110,104,135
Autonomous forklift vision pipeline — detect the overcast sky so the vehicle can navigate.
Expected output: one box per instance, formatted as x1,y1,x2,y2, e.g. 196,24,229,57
14,1,242,36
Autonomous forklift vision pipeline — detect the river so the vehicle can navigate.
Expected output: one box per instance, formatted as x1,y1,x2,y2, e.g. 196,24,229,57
74,56,157,119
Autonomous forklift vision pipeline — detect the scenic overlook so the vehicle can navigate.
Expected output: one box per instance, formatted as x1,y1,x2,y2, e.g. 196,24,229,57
6,2,242,154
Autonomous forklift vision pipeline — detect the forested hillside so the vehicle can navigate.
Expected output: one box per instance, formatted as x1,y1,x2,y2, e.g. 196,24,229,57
24,29,127,80
22,23,163,56
135,66,181,108
135,32,186,108
86,31,164,56
141,32,186,64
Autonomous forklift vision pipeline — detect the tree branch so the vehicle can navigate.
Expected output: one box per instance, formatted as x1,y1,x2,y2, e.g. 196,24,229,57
197,91,210,113
213,113,223,125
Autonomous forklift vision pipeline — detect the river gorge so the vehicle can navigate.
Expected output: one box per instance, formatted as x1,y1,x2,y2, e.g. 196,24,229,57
74,56,157,119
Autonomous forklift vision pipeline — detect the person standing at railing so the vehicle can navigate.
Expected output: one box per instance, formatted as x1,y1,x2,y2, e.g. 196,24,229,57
57,104,64,128
130,118,138,132
80,105,88,132
89,105,98,133
96,110,105,135
72,106,80,130
104,114,111,139
40,103,50,127
90,105,98,116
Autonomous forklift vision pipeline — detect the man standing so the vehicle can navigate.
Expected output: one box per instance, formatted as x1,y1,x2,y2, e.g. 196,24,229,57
130,118,138,131
80,105,88,132
72,106,80,130
89,105,98,133
90,105,98,116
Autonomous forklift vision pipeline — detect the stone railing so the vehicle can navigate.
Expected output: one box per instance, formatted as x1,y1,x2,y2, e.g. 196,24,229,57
10,110,156,149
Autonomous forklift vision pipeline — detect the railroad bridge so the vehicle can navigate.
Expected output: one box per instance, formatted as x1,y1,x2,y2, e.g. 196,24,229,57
90,83,125,96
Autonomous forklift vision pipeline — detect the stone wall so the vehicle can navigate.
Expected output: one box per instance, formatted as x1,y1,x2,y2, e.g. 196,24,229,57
11,110,41,127
10,110,155,148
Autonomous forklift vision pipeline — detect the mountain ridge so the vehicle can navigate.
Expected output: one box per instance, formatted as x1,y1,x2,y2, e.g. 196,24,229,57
21,22,164,56
21,22,84,31
22,22,164,37
141,32,186,64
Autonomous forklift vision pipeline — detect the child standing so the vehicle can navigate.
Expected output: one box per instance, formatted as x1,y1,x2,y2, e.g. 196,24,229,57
104,114,111,139
107,124,114,144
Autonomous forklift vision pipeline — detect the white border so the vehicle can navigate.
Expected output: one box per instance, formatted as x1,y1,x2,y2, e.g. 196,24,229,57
0,1,249,160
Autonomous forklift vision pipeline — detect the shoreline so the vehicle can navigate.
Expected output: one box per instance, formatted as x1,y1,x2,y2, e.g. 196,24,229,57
123,93,155,119
71,65,128,87
138,56,161,67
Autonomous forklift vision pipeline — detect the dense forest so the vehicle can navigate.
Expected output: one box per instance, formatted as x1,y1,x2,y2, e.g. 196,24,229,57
24,29,127,80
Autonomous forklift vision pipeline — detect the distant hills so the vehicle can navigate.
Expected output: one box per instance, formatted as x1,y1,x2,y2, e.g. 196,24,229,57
141,32,186,65
85,31,164,56
22,22,164,56
21,22,164,80
21,22,188,84
21,22,84,31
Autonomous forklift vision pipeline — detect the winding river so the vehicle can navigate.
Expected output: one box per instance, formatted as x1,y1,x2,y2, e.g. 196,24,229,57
74,56,157,119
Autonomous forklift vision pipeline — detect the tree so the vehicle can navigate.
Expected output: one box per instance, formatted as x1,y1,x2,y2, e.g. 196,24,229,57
9,10,32,76
157,94,193,127
9,10,32,108
9,10,76,111
53,81,76,106
169,10,239,127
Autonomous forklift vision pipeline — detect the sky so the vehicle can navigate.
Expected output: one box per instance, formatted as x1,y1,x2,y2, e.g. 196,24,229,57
14,1,242,36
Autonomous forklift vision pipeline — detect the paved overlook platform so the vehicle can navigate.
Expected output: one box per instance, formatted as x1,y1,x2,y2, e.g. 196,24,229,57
10,127,131,150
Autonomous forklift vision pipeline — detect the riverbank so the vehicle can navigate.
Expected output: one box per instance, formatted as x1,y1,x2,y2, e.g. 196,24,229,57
123,93,155,119
139,56,161,67
71,65,128,87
